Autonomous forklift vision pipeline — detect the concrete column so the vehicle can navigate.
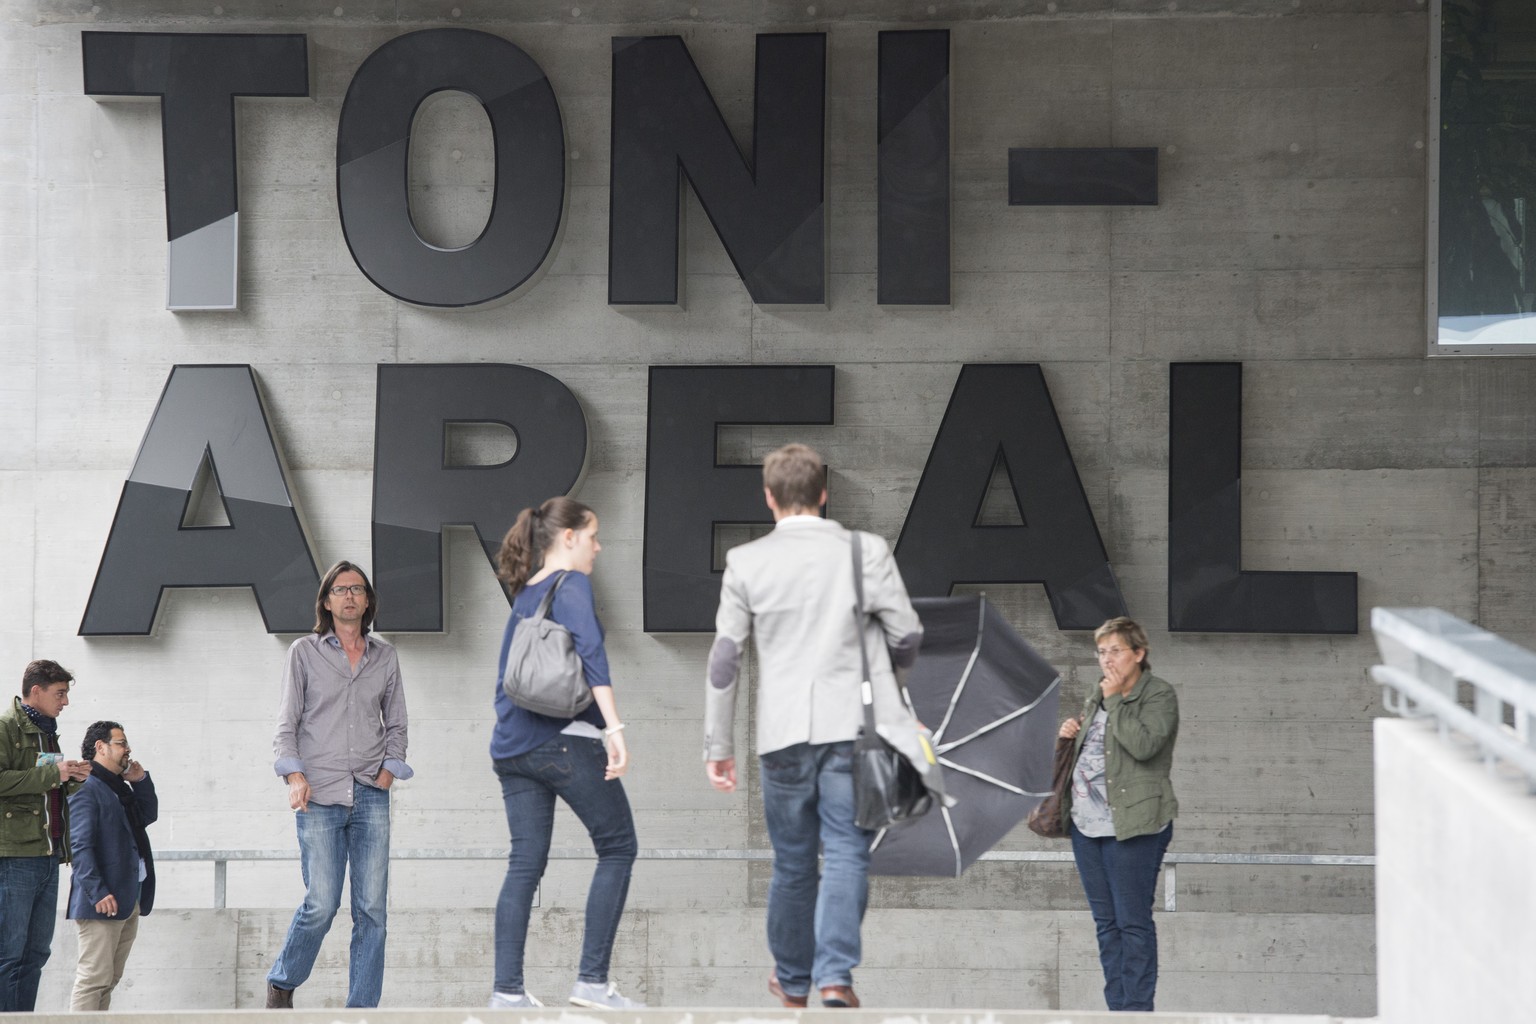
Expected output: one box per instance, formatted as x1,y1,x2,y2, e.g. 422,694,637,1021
1375,717,1536,1024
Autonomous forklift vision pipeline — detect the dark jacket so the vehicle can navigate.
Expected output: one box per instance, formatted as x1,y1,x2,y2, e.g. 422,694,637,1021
67,772,158,920
0,697,74,859
1063,670,1179,841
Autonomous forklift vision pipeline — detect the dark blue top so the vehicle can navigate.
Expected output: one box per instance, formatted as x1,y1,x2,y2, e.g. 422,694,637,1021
491,571,610,761
67,772,159,920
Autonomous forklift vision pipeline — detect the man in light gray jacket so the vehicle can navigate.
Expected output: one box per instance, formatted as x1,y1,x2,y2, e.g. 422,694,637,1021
704,443,922,1010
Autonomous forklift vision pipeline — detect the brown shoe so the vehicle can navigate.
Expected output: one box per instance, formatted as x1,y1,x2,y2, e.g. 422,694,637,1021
265,983,294,1009
820,985,859,1008
768,973,808,1008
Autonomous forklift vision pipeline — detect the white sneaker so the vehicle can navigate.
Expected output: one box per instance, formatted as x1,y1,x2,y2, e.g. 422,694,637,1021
489,990,544,1008
569,980,646,1009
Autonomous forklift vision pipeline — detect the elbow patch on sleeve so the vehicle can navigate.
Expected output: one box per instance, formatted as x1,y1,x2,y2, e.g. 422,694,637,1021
708,636,741,689
889,631,922,670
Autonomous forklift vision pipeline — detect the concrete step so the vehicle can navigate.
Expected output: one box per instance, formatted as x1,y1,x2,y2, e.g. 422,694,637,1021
34,907,1375,1017
20,1012,1373,1024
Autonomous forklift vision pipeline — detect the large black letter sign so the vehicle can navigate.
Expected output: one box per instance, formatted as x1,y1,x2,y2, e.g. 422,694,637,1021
372,364,587,631
81,366,319,635
1168,362,1357,633
895,364,1126,629
82,33,310,311
644,365,835,631
1008,147,1158,207
338,30,565,307
610,35,826,308
879,30,950,307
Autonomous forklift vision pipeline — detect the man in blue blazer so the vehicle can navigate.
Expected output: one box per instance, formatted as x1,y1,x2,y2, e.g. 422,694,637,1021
66,721,156,1011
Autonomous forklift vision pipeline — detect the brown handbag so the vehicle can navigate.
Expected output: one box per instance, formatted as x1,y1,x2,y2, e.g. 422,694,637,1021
1026,726,1079,839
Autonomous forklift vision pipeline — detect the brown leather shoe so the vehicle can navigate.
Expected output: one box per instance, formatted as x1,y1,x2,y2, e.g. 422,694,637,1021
820,985,859,1008
265,983,294,1009
768,973,808,1008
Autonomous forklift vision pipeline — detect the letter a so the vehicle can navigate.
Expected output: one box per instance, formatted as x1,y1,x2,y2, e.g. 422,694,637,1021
80,366,319,635
895,364,1127,629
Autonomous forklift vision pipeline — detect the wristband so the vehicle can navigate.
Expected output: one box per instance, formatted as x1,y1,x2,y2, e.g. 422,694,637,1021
604,723,626,736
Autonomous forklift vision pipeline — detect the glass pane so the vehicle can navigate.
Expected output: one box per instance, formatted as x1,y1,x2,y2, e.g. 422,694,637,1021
1436,0,1536,352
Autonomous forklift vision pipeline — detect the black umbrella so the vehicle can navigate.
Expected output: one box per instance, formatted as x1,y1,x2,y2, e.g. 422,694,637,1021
869,594,1062,877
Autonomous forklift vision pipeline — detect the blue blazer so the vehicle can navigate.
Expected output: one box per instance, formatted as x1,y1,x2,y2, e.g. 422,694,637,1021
67,772,158,920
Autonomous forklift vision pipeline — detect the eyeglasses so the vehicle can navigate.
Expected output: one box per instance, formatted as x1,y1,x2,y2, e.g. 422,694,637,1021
328,585,368,597
107,739,130,748
1095,646,1131,659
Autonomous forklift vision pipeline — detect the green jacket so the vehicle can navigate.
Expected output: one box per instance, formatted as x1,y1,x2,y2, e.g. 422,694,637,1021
1062,670,1179,842
0,697,74,860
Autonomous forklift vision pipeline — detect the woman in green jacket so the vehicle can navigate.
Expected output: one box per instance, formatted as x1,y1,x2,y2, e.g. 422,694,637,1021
1058,617,1178,1012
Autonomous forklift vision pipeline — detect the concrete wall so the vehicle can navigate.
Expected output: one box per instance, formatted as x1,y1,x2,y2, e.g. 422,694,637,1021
1374,717,1536,1024
0,0,1503,1015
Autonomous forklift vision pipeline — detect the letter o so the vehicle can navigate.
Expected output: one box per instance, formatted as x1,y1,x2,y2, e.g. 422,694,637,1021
337,29,565,307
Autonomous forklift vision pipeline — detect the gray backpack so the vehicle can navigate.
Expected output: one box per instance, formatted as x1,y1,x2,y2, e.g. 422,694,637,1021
502,572,594,719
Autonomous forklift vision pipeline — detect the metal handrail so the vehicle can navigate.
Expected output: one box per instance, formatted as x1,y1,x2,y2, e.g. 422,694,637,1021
154,846,1373,913
1372,664,1536,782
1371,607,1536,792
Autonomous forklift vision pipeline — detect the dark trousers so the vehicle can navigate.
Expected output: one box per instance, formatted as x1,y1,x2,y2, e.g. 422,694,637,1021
493,736,637,994
759,741,873,994
0,852,61,1012
1069,822,1173,1012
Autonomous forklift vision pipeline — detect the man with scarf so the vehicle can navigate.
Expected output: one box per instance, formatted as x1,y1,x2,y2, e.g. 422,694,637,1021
0,660,92,1012
66,720,157,1011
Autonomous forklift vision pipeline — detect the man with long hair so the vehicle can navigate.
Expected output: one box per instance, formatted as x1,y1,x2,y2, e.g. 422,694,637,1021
266,561,412,1009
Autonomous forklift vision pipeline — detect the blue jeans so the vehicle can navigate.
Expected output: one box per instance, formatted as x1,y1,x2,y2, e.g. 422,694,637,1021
1069,822,1173,1012
493,736,637,994
268,781,390,1007
760,741,873,995
0,853,61,1012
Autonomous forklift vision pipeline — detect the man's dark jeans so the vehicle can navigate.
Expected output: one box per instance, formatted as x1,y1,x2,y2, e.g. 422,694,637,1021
0,852,61,1012
760,741,873,996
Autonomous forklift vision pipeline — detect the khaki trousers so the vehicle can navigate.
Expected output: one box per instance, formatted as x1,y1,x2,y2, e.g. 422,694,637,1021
70,902,139,1011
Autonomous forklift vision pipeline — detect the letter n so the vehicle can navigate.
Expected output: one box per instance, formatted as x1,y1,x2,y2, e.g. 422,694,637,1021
609,34,826,308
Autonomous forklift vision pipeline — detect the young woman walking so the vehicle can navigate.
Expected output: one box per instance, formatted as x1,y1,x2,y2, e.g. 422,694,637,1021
487,497,642,1010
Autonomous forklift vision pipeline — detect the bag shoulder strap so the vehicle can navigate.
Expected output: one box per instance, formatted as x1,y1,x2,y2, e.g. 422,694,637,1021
850,533,877,732
529,570,570,623
853,534,924,722
851,530,866,617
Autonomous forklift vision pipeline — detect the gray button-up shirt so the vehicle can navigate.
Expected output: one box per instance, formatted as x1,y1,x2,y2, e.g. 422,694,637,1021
273,631,412,807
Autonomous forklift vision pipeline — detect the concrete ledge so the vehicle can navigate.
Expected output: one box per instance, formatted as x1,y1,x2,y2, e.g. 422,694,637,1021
35,908,1374,1017
17,1011,1356,1024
